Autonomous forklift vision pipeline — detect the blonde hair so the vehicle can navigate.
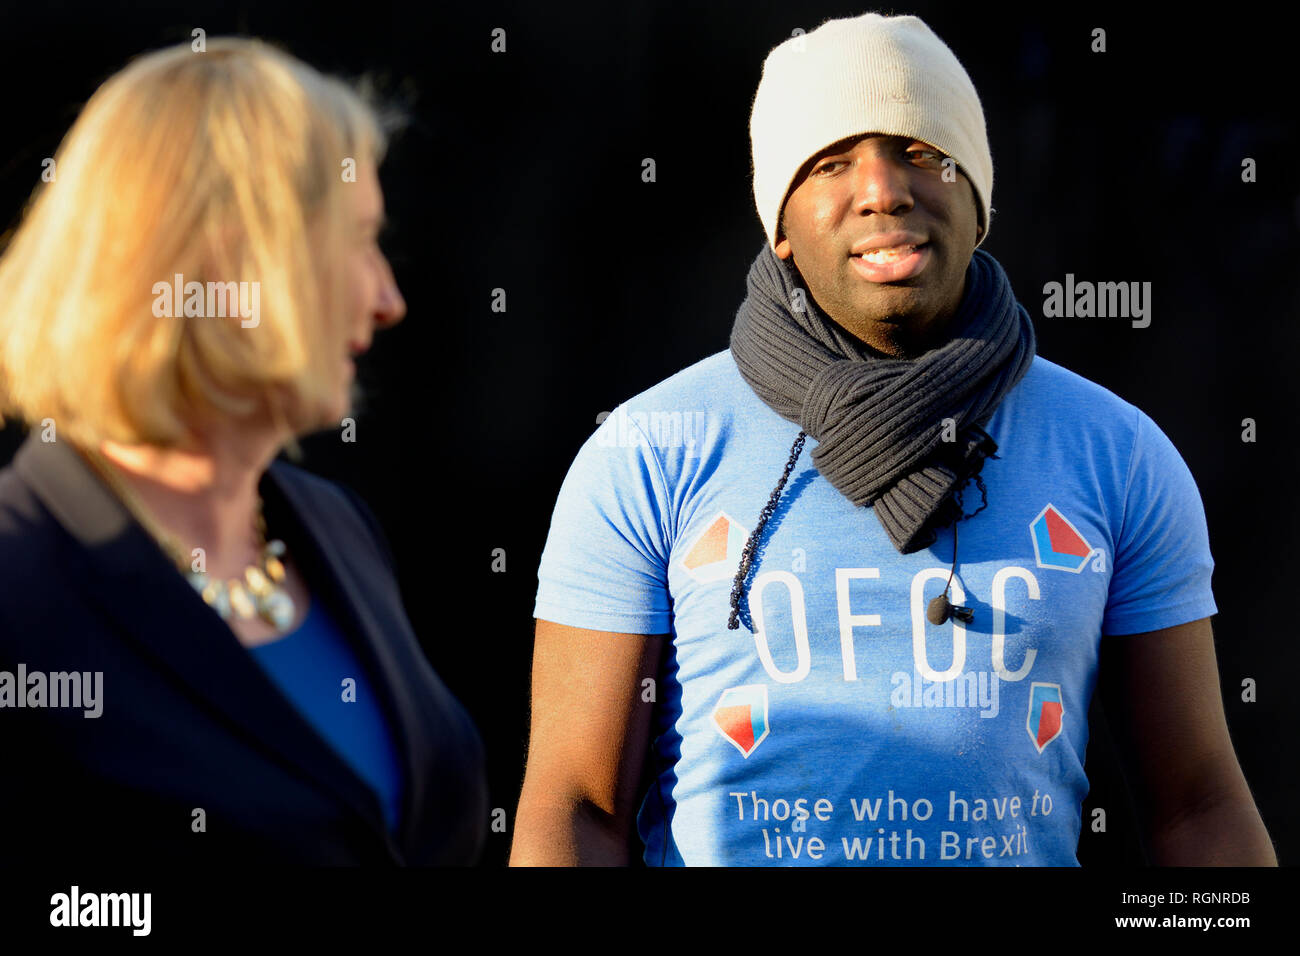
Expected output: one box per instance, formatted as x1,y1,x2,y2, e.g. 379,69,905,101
0,36,395,451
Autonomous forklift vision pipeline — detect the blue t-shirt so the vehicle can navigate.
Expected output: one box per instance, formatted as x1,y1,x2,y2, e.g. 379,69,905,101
533,349,1217,866
248,597,405,832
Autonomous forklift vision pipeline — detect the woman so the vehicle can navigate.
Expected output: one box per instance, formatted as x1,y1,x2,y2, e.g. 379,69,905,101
0,37,486,864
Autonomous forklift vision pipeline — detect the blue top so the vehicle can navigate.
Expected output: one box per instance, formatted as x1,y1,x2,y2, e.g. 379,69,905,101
533,350,1218,866
248,597,406,832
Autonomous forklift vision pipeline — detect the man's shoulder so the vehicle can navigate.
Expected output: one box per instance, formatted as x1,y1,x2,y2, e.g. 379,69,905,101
1019,354,1131,405
580,349,773,481
1015,354,1140,423
616,349,742,411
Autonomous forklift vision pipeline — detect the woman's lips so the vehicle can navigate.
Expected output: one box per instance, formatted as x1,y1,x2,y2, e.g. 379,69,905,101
849,243,931,283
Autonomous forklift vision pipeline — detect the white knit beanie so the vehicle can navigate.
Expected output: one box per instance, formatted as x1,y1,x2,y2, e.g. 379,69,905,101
750,12,993,250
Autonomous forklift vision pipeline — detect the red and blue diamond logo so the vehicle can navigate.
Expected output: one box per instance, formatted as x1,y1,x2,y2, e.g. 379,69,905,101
1027,682,1065,753
712,685,769,758
1029,503,1093,573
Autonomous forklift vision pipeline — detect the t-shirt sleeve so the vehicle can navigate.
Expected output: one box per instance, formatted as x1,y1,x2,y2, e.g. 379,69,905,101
1102,407,1218,636
533,410,674,634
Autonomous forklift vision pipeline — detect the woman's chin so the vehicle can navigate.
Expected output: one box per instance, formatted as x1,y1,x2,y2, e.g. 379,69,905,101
329,378,363,426
287,392,351,437
320,395,352,429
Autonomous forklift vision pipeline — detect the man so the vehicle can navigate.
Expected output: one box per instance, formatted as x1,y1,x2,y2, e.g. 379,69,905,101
511,12,1275,866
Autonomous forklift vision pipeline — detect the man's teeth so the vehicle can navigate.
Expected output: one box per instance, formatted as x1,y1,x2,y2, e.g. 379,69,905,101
859,244,918,263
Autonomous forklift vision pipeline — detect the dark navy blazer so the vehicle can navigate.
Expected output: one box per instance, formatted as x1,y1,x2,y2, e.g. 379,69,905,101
0,433,487,865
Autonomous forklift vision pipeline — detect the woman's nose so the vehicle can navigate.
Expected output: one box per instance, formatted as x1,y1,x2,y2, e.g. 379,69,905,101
374,257,406,328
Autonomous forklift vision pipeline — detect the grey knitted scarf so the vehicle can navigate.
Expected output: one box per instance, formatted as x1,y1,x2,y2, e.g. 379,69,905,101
726,242,1036,623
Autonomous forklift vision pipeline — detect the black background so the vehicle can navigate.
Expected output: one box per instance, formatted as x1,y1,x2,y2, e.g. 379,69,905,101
0,0,1295,870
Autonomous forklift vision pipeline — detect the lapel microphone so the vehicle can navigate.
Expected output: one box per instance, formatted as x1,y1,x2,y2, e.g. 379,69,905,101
927,513,975,626
927,592,975,626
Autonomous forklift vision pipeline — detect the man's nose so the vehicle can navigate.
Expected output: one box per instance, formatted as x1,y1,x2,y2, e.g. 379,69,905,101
373,256,406,328
851,153,914,219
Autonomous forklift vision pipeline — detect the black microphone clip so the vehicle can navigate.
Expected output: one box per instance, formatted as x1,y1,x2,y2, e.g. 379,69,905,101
927,594,975,626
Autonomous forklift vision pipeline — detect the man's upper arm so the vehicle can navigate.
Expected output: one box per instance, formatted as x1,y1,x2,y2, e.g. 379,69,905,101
1098,617,1251,839
519,619,666,829
524,409,674,815
517,408,677,859
1095,406,1256,849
